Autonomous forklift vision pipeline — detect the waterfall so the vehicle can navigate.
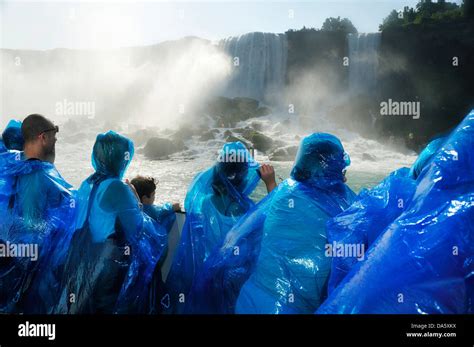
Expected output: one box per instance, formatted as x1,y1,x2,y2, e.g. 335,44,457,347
218,32,287,102
347,32,381,94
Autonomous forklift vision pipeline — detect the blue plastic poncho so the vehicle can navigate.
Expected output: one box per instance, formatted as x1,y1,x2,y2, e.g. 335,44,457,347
409,136,446,179
142,202,177,314
186,189,273,314
228,133,356,314
163,142,260,314
0,150,76,313
55,131,167,314
143,203,176,234
317,110,474,314
0,120,24,152
325,136,449,294
326,168,416,293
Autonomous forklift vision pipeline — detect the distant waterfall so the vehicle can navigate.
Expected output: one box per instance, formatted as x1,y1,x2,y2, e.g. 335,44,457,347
347,33,381,94
219,32,287,102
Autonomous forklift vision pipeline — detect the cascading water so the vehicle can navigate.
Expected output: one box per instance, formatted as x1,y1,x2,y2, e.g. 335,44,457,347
347,32,381,94
218,32,287,102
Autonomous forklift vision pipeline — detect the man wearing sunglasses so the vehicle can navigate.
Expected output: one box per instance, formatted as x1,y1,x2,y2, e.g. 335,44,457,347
0,114,75,314
22,114,59,163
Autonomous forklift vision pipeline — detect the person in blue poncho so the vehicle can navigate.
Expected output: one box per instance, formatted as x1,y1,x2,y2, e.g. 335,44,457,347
163,141,276,313
130,175,181,233
0,119,24,152
130,175,182,314
234,133,356,314
325,134,447,294
55,131,167,314
317,109,474,314
0,114,75,314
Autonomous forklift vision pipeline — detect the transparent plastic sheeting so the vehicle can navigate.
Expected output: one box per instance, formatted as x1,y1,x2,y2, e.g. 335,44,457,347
164,142,260,314
0,150,76,313
326,135,445,294
318,110,474,314
190,133,356,314
143,203,176,233
326,167,416,293
0,120,24,152
54,131,167,314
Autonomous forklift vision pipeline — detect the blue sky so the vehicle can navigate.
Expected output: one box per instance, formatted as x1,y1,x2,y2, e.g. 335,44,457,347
0,0,463,50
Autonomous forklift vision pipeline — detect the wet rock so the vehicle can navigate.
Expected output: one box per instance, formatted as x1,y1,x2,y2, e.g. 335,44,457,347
128,128,160,147
362,153,377,161
225,135,251,149
241,129,274,153
144,137,186,159
205,96,272,127
250,121,264,132
254,106,272,118
199,129,219,141
268,146,299,161
171,126,199,142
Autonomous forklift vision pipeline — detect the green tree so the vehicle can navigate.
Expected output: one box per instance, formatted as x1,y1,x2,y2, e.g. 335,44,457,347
321,17,357,34
379,0,463,30
379,10,404,30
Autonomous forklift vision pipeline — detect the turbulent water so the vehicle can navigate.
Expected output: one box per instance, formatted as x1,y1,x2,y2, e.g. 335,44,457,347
54,113,416,206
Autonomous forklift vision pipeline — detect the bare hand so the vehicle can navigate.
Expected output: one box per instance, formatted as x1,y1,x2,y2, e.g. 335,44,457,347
259,164,277,193
172,202,182,212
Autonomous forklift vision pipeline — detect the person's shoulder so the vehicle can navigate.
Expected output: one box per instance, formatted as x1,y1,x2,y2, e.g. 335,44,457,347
46,164,72,183
142,204,159,219
99,178,138,212
30,163,73,194
103,178,129,195
271,178,299,198
20,160,53,180
271,179,321,209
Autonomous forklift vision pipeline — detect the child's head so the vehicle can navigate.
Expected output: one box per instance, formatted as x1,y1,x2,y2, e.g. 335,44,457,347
130,175,157,205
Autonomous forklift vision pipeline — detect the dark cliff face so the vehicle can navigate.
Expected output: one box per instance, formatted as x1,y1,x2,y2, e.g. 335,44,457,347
376,20,474,149
285,22,474,151
286,30,348,88
285,30,348,113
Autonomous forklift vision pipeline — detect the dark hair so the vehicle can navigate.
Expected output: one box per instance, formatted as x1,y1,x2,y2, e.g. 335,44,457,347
130,176,157,200
21,114,54,143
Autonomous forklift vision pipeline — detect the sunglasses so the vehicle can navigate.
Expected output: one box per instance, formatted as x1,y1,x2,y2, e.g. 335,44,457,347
40,125,59,135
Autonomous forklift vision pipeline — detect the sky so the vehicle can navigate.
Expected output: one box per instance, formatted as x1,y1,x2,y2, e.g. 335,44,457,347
0,0,463,50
